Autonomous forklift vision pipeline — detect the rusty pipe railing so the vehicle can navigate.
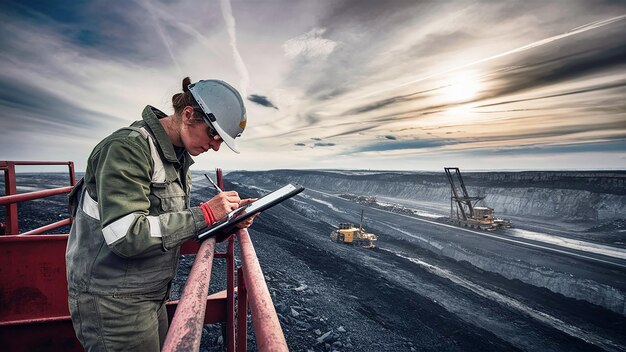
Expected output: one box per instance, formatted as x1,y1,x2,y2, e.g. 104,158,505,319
0,161,76,187
0,186,74,206
162,166,287,351
238,229,289,352
20,218,72,236
162,237,217,351
236,267,248,352
163,229,288,352
1,161,76,235
0,161,76,167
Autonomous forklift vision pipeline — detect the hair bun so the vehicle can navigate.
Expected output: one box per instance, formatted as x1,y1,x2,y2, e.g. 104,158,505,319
172,92,182,104
182,77,191,92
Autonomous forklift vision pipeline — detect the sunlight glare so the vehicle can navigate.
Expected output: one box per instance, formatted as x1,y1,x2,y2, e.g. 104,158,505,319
442,105,473,125
442,71,481,102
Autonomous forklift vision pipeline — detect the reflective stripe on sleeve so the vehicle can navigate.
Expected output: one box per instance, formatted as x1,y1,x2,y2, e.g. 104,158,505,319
102,213,136,245
82,191,100,220
147,216,162,238
102,213,163,244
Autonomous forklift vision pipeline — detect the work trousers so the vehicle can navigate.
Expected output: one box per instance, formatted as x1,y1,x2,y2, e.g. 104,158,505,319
68,290,169,352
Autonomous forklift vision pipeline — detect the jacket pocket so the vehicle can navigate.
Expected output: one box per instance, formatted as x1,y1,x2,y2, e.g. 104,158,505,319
152,182,186,212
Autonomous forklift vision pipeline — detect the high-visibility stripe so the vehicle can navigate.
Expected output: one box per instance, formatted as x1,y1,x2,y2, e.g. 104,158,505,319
132,128,164,238
83,191,100,220
145,131,166,183
120,126,166,183
102,213,163,244
138,127,165,237
97,126,166,245
102,213,136,245
130,127,165,183
148,216,162,238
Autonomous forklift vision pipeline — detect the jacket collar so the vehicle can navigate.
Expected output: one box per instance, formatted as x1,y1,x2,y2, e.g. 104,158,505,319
141,105,180,164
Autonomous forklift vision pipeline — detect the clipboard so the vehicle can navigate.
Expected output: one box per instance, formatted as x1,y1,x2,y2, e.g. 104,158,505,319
197,183,305,240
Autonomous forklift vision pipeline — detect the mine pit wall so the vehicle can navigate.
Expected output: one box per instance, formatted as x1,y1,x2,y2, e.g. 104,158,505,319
440,242,626,316
228,170,626,222
395,229,626,316
227,170,626,315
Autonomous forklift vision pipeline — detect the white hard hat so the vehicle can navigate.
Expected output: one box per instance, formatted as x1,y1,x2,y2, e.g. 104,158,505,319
188,79,247,153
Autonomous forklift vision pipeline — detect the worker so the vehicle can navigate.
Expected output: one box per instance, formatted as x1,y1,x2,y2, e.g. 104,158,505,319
66,77,255,351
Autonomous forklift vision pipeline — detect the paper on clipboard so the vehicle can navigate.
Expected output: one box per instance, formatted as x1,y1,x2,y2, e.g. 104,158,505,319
197,183,305,240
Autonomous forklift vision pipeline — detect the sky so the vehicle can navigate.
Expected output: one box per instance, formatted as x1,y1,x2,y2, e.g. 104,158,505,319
0,0,625,172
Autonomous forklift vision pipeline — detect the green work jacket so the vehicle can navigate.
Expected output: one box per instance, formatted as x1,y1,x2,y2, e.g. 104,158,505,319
66,106,206,295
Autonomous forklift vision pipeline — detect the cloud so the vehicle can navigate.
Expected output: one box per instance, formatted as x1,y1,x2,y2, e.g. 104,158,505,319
220,0,250,97
326,126,378,138
302,10,626,163
476,81,626,109
282,28,338,60
353,139,448,153
342,86,440,115
0,0,625,170
470,139,626,156
332,12,626,109
480,27,626,100
0,76,123,134
248,94,278,109
142,0,182,76
405,30,477,59
1,1,193,65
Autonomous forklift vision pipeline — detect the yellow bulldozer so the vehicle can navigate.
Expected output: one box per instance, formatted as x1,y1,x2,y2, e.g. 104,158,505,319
330,209,378,249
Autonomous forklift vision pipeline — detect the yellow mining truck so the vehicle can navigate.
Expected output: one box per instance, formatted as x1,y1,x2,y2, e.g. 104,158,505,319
330,210,378,248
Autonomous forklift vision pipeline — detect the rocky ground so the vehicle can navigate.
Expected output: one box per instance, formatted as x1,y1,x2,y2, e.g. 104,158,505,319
182,184,422,352
172,182,521,352
182,181,616,352
187,208,506,352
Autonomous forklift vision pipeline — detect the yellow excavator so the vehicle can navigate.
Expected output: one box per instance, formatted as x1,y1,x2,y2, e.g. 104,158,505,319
330,209,378,249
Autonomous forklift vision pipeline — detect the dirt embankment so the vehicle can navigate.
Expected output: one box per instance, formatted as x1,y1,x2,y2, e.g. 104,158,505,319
227,170,626,223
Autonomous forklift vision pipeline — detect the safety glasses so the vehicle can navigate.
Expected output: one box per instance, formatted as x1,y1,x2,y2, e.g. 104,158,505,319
193,107,221,140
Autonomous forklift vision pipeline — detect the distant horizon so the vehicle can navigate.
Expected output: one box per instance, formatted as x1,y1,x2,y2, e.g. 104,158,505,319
6,166,626,175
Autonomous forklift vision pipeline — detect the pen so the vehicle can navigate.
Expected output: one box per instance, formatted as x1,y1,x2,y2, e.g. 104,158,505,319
204,173,223,193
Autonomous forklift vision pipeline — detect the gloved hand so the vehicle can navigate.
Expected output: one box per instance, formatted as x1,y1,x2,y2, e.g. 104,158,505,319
199,191,241,225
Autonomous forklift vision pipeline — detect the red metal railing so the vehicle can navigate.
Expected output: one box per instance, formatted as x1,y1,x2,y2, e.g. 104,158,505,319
163,170,288,352
0,161,76,235
163,236,218,350
0,161,80,350
1,161,288,351
237,230,289,351
163,228,289,352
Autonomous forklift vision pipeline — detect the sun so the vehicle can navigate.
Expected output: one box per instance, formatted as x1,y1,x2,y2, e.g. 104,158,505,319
442,72,481,102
